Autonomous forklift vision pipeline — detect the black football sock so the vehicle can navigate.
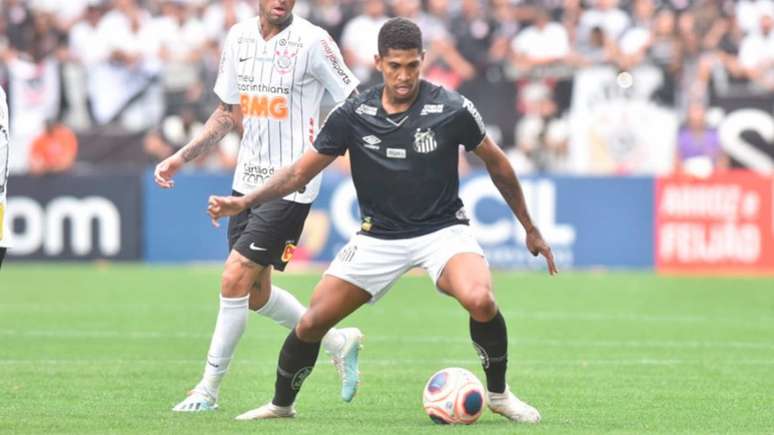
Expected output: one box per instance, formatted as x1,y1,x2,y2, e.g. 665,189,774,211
469,311,508,394
272,329,321,407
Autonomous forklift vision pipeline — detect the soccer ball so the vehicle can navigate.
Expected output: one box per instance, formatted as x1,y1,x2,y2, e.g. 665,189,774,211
422,367,486,425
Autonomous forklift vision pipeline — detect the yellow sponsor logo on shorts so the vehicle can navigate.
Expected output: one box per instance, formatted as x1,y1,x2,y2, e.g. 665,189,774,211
281,242,297,263
361,216,373,232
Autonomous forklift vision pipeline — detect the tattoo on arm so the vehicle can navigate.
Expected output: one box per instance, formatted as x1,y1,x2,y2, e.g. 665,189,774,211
180,103,237,162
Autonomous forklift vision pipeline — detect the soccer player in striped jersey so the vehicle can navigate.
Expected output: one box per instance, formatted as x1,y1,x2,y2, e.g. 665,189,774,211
0,86,9,268
154,0,363,412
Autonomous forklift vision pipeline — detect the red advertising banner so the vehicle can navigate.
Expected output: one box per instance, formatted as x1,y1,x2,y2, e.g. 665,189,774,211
656,171,774,274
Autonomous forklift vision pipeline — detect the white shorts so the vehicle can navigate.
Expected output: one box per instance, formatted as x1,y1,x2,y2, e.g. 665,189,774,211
325,224,485,303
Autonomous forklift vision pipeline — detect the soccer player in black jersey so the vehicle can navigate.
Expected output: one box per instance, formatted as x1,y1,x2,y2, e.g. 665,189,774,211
208,17,558,422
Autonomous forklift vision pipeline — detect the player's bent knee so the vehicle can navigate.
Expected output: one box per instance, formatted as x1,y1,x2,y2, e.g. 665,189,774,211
220,265,252,298
295,311,330,342
463,285,497,321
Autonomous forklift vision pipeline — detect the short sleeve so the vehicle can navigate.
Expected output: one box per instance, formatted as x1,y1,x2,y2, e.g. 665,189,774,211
308,33,359,103
454,97,487,151
213,26,240,105
313,103,351,156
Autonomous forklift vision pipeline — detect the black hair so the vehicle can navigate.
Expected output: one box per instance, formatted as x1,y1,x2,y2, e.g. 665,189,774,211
377,17,423,56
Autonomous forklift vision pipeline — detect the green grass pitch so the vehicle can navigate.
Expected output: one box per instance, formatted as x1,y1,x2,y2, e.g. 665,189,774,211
1,264,773,434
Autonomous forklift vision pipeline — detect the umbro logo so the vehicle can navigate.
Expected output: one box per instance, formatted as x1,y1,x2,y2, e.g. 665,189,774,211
362,135,381,150
362,135,381,145
420,104,444,116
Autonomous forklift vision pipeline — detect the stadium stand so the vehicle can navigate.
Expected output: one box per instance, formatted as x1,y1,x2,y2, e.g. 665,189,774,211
1,0,773,176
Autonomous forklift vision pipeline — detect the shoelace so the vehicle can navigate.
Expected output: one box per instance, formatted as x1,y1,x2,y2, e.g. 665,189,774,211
332,356,347,381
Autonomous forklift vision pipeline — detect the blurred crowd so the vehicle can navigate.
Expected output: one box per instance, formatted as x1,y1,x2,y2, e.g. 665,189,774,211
1,0,773,176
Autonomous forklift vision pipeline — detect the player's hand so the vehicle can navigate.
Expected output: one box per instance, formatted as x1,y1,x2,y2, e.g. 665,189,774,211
207,195,247,227
154,153,184,189
526,226,558,275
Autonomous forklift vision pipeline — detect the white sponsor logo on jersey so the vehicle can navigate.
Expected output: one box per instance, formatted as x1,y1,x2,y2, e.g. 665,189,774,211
386,148,407,159
355,104,378,116
462,97,486,134
420,104,444,116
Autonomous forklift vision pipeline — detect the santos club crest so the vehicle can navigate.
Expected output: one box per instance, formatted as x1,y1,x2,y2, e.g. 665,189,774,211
413,128,437,153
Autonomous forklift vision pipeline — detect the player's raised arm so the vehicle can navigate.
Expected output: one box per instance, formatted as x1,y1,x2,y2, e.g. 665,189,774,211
153,101,240,189
207,149,336,226
473,136,558,275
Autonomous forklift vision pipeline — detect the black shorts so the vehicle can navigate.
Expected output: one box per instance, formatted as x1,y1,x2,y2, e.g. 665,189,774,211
228,192,311,271
0,247,6,269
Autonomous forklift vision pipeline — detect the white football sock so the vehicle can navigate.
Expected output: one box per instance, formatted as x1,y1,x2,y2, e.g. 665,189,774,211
198,293,249,398
255,285,344,354
255,285,306,329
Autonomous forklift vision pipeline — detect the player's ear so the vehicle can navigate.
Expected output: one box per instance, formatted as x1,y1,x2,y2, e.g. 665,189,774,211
374,54,383,72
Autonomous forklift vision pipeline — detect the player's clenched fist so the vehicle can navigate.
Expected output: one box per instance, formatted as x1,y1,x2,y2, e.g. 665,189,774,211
154,154,184,189
207,195,247,227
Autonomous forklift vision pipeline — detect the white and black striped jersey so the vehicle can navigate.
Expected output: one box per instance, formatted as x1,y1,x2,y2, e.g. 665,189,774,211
314,81,487,239
215,15,359,203
0,86,10,248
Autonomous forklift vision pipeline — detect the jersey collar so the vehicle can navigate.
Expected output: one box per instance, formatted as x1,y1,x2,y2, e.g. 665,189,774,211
256,13,295,42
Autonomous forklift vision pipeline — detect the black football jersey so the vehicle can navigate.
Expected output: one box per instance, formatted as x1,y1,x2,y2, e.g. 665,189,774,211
314,80,487,239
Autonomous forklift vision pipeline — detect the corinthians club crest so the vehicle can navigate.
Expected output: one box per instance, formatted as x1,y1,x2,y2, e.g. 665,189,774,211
413,128,437,153
274,40,299,75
